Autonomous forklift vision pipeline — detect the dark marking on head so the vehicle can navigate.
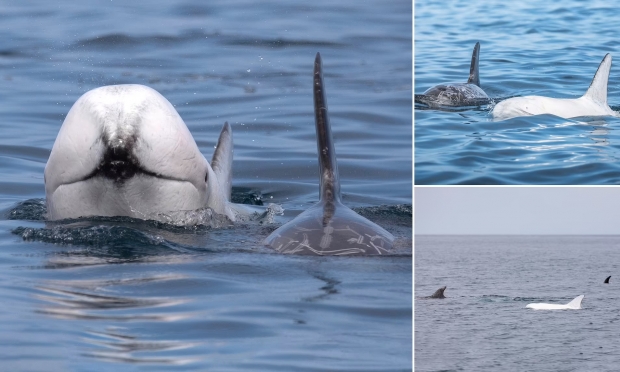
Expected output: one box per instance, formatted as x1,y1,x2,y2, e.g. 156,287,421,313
97,133,140,183
605,275,611,284
78,131,183,185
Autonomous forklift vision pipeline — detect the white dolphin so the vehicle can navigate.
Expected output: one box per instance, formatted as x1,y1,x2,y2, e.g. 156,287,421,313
44,84,236,221
492,54,619,120
525,295,584,310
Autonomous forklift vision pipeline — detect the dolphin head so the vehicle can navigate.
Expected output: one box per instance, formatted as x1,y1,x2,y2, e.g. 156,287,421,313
44,84,232,221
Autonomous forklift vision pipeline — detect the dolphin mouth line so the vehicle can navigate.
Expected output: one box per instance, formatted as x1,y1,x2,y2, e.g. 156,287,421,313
63,165,192,187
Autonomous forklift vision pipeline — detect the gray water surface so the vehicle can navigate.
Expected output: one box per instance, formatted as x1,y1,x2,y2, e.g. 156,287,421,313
416,235,620,372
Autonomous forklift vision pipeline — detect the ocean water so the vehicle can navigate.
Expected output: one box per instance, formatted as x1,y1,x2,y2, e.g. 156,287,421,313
415,0,620,184
0,1,412,370
415,235,620,372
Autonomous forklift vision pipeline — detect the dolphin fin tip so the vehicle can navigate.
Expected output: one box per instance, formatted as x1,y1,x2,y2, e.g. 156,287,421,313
467,42,481,86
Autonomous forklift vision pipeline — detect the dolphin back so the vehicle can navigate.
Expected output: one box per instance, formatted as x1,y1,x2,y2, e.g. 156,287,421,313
526,294,584,310
467,42,481,86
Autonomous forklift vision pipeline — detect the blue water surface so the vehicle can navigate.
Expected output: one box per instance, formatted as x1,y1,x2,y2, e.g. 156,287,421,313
0,1,413,370
415,0,620,184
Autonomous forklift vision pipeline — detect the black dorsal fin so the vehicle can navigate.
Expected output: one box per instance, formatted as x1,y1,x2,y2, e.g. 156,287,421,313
430,286,446,298
605,275,611,284
467,42,481,86
313,52,341,203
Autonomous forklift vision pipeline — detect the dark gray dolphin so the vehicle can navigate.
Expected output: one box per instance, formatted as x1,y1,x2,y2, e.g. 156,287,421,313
263,53,394,256
416,286,447,299
415,42,490,108
427,286,447,299
605,275,611,284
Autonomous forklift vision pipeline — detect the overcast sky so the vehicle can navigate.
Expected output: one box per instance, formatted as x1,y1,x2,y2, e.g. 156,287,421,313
415,187,620,235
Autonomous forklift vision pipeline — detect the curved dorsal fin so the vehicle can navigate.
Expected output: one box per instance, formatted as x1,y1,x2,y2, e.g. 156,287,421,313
314,52,341,203
565,295,584,309
583,53,611,104
467,42,481,86
430,286,446,298
211,121,233,201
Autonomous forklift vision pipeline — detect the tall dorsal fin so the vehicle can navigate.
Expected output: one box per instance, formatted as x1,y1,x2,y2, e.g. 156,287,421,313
467,42,481,86
566,295,584,309
313,52,341,203
583,53,611,104
211,121,233,201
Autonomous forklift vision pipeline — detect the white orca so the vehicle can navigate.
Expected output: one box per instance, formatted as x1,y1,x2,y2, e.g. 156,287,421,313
44,84,236,222
525,295,584,310
492,54,619,120
263,53,394,256
415,42,490,108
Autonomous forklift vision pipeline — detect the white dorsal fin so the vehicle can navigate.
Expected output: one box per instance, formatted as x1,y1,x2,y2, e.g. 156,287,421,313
583,54,611,104
211,122,233,201
565,295,584,309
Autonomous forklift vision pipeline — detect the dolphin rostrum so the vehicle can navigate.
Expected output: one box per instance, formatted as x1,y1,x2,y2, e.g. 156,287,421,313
263,53,395,255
